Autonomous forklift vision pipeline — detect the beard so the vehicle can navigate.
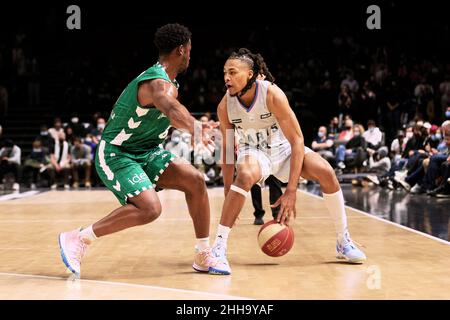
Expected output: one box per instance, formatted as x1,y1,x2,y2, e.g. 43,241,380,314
178,59,189,74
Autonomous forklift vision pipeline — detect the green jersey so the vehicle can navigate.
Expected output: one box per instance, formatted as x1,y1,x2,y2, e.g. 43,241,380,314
101,62,179,153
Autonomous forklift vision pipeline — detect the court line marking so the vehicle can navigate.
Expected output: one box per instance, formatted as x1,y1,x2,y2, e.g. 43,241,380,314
0,191,41,201
299,190,450,246
0,272,252,300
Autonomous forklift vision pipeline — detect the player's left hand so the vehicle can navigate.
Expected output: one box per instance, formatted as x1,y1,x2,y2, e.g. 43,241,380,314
271,189,297,225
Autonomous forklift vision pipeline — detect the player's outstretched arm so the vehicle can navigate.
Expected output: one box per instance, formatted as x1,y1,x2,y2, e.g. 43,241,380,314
268,84,305,224
139,79,199,135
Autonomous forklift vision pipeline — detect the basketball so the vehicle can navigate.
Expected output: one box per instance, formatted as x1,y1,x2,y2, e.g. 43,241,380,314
257,220,294,257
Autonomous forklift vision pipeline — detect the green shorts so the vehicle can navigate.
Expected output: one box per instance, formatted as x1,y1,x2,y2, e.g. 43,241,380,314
95,140,175,205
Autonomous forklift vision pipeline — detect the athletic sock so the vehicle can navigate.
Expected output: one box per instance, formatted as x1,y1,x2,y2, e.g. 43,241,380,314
322,189,348,242
79,225,97,243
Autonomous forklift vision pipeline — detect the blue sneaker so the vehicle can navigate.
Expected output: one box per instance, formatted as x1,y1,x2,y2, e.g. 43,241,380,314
208,242,231,275
336,232,366,264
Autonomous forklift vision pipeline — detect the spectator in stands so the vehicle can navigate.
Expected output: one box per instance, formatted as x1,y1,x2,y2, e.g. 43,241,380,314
48,117,65,141
363,120,383,150
71,137,92,188
36,124,55,150
396,121,448,194
390,129,407,161
65,126,75,147
68,114,86,138
49,131,71,190
0,139,21,191
164,129,190,161
367,146,391,175
22,139,50,189
311,126,335,165
423,124,441,156
336,118,354,144
335,124,367,170
445,106,450,120
90,117,106,144
327,116,339,138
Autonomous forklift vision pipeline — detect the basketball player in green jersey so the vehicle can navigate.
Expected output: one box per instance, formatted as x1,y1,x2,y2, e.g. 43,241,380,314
58,24,218,277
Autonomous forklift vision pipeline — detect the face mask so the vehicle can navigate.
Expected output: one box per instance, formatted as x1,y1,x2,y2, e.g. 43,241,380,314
354,132,360,136
369,127,374,132
97,124,105,130
406,132,413,139
40,131,48,136
85,137,92,142
435,133,442,140
71,117,79,124
33,148,42,152
446,111,450,118
318,132,325,138
171,136,180,143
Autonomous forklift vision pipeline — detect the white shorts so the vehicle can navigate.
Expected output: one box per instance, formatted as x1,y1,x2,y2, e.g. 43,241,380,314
236,144,313,185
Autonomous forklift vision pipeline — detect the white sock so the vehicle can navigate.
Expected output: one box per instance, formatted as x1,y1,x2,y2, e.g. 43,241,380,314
214,224,231,247
196,237,210,251
322,189,348,242
79,225,97,243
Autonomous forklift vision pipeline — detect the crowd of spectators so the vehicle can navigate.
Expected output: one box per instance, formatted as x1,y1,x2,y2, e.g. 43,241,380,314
1,19,449,197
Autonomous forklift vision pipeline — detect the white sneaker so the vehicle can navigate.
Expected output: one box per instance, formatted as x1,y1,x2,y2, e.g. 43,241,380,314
12,183,20,192
366,175,380,185
336,231,366,264
30,183,37,190
337,162,346,169
64,184,70,190
58,228,91,277
394,176,411,192
51,184,57,190
209,241,231,275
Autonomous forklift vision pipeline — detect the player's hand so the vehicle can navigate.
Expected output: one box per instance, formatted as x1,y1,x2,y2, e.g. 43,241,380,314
271,189,297,226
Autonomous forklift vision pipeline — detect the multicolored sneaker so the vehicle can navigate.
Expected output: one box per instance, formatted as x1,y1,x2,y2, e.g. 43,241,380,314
336,231,366,264
192,247,217,272
58,228,91,277
208,242,231,275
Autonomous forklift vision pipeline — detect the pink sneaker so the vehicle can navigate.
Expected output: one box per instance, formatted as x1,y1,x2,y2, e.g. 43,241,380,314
192,247,217,272
58,229,91,276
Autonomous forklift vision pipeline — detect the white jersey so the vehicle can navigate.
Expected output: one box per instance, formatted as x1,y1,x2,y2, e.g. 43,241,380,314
226,79,312,184
226,79,290,153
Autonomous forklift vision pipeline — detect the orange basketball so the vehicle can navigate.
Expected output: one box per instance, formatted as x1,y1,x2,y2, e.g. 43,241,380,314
257,220,294,257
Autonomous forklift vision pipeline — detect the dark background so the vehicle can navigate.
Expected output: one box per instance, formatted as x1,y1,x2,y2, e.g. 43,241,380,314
0,1,449,150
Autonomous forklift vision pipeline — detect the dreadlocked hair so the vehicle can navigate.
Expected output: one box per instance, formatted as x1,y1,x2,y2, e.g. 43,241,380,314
228,48,275,97
154,23,192,55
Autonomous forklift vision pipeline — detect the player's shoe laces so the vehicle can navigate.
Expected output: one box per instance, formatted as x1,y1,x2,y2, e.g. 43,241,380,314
209,241,231,275
192,247,218,272
58,228,91,277
336,231,366,264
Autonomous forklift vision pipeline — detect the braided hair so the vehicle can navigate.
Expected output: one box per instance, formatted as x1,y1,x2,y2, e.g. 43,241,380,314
228,48,275,97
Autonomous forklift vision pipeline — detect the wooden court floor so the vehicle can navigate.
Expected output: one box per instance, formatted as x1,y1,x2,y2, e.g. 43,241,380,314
0,188,449,299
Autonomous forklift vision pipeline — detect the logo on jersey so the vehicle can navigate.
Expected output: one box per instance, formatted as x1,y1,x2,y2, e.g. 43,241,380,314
232,119,242,124
128,172,149,185
157,113,167,119
260,112,272,119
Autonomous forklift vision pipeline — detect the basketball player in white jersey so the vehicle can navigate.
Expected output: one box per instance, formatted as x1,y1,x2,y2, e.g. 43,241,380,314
209,48,366,275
